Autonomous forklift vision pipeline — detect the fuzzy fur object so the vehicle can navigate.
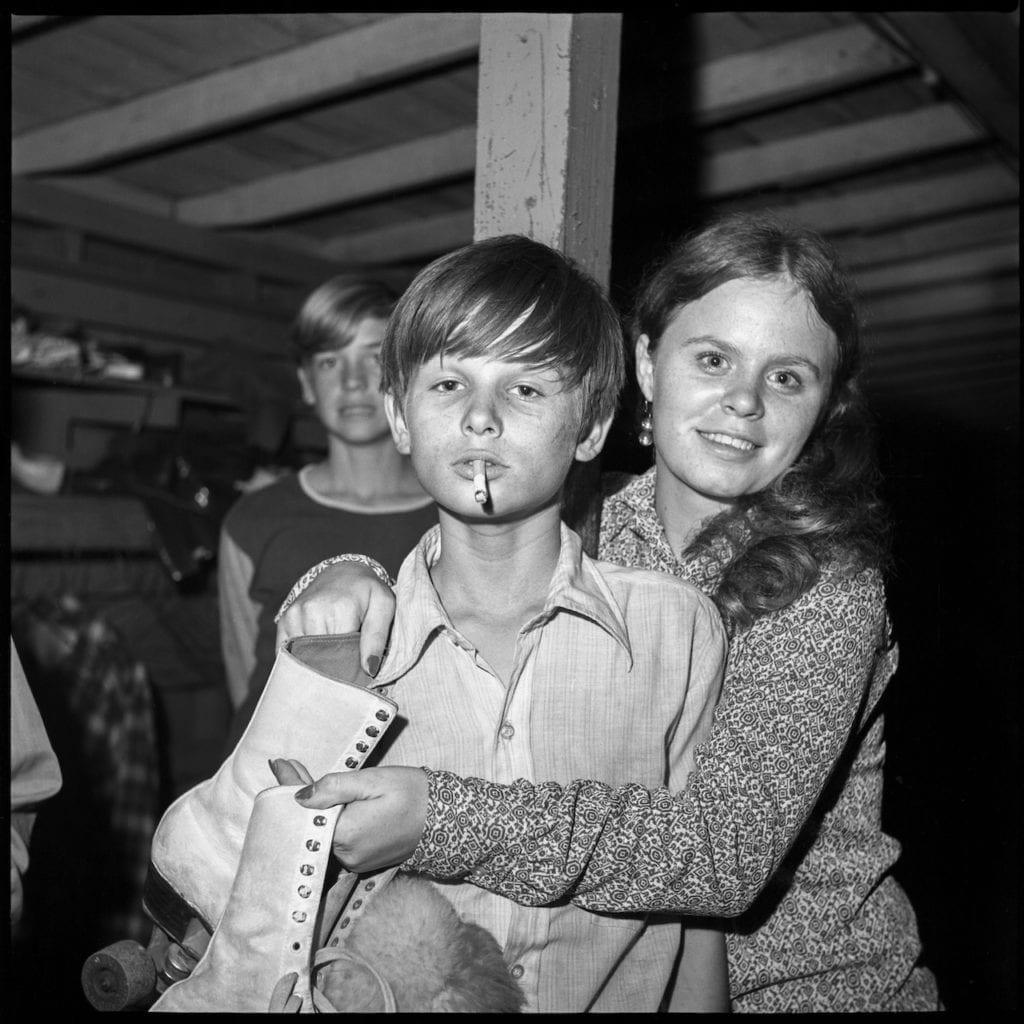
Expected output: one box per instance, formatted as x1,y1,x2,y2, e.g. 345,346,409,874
314,874,525,1013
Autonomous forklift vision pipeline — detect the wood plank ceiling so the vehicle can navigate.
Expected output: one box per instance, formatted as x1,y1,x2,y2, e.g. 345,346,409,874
10,12,1020,435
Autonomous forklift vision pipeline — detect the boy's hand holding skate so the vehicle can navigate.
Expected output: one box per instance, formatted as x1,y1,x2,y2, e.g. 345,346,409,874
270,759,428,872
274,562,395,678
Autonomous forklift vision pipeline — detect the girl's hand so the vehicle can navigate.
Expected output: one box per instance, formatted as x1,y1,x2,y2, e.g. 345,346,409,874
285,765,430,873
275,561,396,676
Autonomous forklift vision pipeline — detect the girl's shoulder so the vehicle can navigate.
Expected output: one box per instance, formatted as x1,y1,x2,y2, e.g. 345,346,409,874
750,560,889,647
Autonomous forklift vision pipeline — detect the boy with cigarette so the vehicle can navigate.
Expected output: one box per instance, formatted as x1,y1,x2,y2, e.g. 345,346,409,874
291,236,729,1011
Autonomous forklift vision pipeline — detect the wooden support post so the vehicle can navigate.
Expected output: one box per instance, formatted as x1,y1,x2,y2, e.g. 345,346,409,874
474,13,622,289
474,14,622,553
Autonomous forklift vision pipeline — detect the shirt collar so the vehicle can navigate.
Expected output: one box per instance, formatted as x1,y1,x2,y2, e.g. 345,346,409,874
377,522,633,681
602,465,737,593
604,466,671,552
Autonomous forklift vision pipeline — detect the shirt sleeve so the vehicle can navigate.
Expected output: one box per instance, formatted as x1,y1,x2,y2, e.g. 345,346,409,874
10,637,62,923
406,567,892,917
217,525,260,710
661,600,726,1011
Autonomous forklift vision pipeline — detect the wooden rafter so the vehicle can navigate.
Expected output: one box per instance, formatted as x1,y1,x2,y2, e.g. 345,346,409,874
697,22,912,125
863,311,1019,351
12,13,481,175
839,207,1019,268
10,14,63,35
12,265,291,354
11,179,337,285
705,103,983,198
773,165,1019,235
323,210,474,264
868,338,1017,367
854,241,1019,295
862,277,1018,327
175,126,476,228
872,12,1019,158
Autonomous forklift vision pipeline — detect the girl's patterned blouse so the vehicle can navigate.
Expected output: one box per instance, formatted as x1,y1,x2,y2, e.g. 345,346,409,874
407,468,936,1010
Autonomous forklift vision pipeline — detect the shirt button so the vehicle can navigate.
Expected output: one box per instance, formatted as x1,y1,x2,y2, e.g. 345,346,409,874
510,964,525,979
499,721,515,740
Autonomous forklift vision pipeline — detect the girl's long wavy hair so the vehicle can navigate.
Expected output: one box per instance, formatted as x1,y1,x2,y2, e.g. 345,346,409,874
631,212,891,634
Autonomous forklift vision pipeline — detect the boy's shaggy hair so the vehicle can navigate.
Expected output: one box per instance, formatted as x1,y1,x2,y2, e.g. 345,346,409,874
381,235,626,434
291,276,399,365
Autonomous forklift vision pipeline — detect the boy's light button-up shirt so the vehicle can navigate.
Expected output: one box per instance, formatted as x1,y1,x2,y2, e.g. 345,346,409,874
372,524,726,1013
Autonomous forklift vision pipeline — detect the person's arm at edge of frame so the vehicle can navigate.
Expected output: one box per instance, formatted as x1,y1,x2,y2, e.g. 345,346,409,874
11,637,62,928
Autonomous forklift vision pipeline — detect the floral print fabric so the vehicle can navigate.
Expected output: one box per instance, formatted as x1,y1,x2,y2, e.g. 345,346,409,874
408,469,940,1011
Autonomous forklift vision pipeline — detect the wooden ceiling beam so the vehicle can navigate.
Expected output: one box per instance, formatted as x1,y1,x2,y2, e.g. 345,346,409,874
706,103,982,198
866,362,1017,390
323,210,474,264
697,22,912,125
10,14,64,35
839,207,1019,268
770,165,1018,235
862,277,1019,327
11,179,337,286
867,336,1018,368
864,311,1019,351
854,241,1019,295
12,265,290,355
873,12,1019,157
176,126,476,227
39,175,176,219
12,13,481,175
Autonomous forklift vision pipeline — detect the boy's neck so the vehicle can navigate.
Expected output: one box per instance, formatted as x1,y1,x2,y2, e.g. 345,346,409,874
307,437,427,507
428,507,563,679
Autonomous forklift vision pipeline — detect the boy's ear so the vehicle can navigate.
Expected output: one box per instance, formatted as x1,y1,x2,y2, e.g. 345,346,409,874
384,392,411,454
296,365,315,406
635,334,656,403
574,411,613,464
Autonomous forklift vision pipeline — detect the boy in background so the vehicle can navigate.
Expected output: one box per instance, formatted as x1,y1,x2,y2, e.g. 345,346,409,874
218,277,435,747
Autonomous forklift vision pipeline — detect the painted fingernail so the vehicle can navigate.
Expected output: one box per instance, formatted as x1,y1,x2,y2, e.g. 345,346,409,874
367,654,381,677
295,785,312,800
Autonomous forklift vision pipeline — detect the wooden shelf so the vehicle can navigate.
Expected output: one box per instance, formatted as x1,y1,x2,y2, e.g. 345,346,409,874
11,365,236,408
11,366,240,471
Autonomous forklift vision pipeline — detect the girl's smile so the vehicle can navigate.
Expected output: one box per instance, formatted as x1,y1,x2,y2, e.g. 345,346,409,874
636,275,836,547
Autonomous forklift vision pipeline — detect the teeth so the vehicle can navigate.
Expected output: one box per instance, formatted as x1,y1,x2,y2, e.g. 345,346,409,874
702,431,755,451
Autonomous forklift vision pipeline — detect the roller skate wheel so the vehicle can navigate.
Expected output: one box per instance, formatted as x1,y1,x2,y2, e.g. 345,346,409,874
81,939,157,1011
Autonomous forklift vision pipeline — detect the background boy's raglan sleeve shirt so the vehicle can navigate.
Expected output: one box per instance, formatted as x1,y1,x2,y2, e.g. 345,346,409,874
217,523,260,710
406,566,891,917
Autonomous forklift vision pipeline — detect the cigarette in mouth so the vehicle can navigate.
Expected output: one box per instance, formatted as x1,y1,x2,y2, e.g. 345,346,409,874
473,459,489,505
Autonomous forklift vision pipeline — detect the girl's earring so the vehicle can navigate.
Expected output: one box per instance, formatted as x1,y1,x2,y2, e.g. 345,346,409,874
638,401,653,447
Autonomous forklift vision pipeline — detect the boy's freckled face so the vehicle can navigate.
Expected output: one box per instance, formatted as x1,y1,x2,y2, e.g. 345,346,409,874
297,317,391,446
386,353,596,520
